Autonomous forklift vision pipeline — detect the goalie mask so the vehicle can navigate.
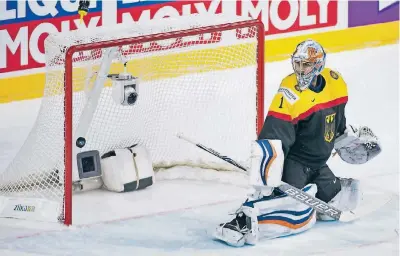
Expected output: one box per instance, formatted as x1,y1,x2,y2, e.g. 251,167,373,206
291,40,326,91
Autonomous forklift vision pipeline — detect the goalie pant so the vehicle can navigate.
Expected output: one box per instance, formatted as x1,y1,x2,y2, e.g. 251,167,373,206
250,139,342,204
282,157,341,204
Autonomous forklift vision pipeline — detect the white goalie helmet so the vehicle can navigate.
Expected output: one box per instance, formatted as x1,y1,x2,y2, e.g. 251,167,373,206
291,39,326,90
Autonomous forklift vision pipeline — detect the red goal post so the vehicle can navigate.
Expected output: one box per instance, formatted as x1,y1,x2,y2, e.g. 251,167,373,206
63,19,265,225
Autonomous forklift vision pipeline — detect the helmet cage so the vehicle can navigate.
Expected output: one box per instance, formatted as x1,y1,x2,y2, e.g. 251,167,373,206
291,41,326,90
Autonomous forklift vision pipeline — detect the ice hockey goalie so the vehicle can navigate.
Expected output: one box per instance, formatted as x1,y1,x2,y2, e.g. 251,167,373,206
213,39,381,247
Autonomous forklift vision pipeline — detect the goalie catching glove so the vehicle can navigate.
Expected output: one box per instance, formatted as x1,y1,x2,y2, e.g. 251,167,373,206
334,125,381,164
100,144,154,192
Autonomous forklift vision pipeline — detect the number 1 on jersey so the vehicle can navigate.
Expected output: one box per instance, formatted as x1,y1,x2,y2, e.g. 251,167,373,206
279,96,283,108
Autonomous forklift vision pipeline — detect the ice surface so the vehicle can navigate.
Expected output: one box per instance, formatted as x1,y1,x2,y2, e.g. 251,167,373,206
0,44,398,255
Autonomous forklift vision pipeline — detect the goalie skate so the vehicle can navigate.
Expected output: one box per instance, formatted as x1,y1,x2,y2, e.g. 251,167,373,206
213,206,259,247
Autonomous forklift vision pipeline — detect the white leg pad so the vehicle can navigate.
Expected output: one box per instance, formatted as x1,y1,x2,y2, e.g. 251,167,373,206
317,178,361,221
253,184,317,240
250,139,284,194
214,184,318,246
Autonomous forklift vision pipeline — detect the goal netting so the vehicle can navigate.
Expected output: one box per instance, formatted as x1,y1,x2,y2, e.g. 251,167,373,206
0,15,264,225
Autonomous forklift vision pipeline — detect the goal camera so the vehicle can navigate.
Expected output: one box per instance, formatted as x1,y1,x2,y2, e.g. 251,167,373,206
108,72,139,106
76,150,102,179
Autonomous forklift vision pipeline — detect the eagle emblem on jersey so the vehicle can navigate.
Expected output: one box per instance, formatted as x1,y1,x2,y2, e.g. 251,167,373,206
330,70,339,80
324,113,336,142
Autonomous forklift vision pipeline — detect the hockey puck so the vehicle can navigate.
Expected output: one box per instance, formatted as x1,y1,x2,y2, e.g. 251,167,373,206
76,137,86,148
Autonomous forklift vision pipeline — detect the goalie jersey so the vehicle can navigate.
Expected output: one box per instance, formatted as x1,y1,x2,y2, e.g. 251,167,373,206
259,68,348,169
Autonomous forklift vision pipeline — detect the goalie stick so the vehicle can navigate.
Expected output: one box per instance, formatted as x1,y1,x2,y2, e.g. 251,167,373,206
176,133,369,222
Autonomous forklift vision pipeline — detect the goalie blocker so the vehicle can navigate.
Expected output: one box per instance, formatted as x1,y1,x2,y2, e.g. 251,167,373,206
101,144,154,192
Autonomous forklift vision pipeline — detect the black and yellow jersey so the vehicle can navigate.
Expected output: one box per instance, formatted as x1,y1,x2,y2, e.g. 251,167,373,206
258,68,348,169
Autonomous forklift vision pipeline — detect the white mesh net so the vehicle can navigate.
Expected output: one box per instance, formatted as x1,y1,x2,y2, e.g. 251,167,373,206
0,15,263,223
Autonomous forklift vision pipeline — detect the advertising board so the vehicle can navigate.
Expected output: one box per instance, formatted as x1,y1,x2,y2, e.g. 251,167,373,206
348,0,399,28
0,0,342,75
0,0,397,103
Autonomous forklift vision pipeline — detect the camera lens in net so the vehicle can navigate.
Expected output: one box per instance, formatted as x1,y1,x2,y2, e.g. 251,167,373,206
127,92,138,105
81,156,95,173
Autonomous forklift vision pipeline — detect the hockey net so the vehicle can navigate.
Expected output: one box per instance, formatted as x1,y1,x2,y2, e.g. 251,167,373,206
0,15,264,225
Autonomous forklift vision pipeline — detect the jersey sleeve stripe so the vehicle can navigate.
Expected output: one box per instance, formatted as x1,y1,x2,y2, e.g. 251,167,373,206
267,111,292,122
292,96,348,124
